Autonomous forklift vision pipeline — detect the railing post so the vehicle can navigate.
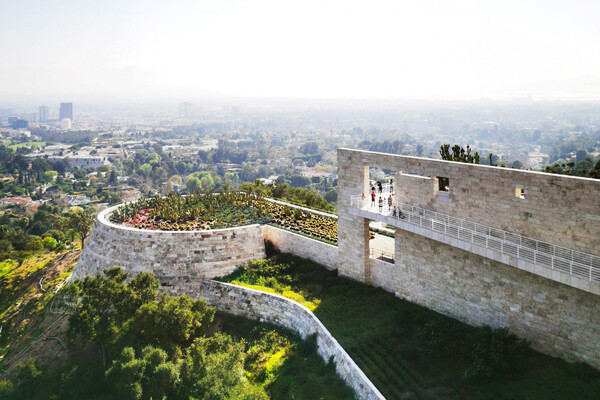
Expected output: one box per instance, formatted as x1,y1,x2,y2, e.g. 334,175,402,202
570,261,573,276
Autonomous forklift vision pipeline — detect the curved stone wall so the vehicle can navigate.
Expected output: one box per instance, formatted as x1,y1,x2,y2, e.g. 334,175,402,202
73,205,266,282
188,280,385,400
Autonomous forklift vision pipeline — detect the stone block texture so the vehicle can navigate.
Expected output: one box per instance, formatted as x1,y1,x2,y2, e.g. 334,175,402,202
261,225,338,270
338,148,600,369
179,280,385,400
369,258,396,293
339,148,600,254
395,230,600,368
73,205,266,282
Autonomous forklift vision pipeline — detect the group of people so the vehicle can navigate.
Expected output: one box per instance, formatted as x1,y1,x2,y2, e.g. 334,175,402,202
368,179,394,213
369,179,394,194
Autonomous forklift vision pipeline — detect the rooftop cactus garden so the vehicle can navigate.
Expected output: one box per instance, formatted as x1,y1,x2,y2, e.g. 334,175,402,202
109,192,343,243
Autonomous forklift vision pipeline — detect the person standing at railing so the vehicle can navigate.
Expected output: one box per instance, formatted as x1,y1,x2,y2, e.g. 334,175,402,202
378,196,383,212
377,181,383,193
388,195,392,212
371,191,376,207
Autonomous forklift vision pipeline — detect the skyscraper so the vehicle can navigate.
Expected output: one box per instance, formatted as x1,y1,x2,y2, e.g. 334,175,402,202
59,102,73,121
39,105,49,122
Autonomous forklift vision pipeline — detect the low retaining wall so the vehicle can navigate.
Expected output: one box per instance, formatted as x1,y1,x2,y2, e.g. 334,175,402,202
195,280,384,400
261,225,338,270
73,205,266,282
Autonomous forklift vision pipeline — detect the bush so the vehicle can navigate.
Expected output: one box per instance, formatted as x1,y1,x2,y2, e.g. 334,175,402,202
0,379,14,399
42,237,57,250
25,238,43,252
464,326,529,380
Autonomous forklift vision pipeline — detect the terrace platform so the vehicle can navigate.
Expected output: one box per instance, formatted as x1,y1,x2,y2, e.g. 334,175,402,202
350,196,600,295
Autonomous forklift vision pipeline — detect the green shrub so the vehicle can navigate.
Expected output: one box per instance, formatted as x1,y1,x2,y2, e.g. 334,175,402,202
464,326,529,380
42,237,57,250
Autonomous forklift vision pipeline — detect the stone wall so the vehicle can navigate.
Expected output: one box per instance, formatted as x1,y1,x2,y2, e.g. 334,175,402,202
369,258,396,293
395,230,600,367
73,205,266,282
337,148,600,369
339,148,600,254
261,225,338,270
185,279,384,400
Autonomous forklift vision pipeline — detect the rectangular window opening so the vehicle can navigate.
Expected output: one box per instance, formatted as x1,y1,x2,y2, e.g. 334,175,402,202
515,187,526,199
438,177,450,193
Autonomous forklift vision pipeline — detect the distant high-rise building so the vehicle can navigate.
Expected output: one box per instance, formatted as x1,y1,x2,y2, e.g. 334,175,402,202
179,102,193,117
24,113,37,123
59,102,73,121
179,102,202,118
39,105,49,122
60,118,72,130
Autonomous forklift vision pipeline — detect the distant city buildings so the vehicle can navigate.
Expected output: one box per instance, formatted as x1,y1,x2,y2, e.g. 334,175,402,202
179,102,202,118
69,156,108,169
24,112,36,123
60,118,72,130
8,117,28,129
39,105,49,122
59,102,73,120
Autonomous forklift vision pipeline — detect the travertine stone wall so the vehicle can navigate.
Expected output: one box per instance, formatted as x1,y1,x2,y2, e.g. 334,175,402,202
339,148,600,253
179,280,384,400
261,225,338,270
73,205,266,282
395,230,600,367
368,258,396,293
337,158,372,282
338,148,600,369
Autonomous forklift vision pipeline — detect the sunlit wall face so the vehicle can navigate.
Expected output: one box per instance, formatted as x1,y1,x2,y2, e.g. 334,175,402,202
1,0,599,101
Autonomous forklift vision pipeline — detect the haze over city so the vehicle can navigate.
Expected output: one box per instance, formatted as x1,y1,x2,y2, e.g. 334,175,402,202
2,0,600,103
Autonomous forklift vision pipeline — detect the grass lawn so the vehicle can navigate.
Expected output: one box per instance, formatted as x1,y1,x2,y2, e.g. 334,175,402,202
7,141,46,150
218,253,600,400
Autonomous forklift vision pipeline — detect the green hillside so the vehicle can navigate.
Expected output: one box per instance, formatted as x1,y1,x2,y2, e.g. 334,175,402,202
0,250,354,400
219,253,600,400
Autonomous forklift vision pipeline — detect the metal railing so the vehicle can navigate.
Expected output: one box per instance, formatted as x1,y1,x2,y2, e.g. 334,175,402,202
351,195,600,283
370,248,395,263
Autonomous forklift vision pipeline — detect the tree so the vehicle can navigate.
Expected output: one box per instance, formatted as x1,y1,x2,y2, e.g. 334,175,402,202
132,293,215,351
61,268,159,366
588,159,600,179
178,334,250,400
69,207,96,248
138,163,152,178
42,236,57,250
300,141,319,155
18,217,29,233
439,144,480,164
106,346,179,400
108,170,118,185
186,176,202,192
575,149,588,163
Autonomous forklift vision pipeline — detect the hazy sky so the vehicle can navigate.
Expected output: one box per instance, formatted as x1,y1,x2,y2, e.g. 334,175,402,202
1,0,599,102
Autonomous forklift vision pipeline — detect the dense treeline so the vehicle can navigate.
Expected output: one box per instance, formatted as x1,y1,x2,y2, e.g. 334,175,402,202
0,267,353,400
0,204,84,261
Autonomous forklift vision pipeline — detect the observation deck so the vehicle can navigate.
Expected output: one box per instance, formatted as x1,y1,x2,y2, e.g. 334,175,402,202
350,195,600,295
